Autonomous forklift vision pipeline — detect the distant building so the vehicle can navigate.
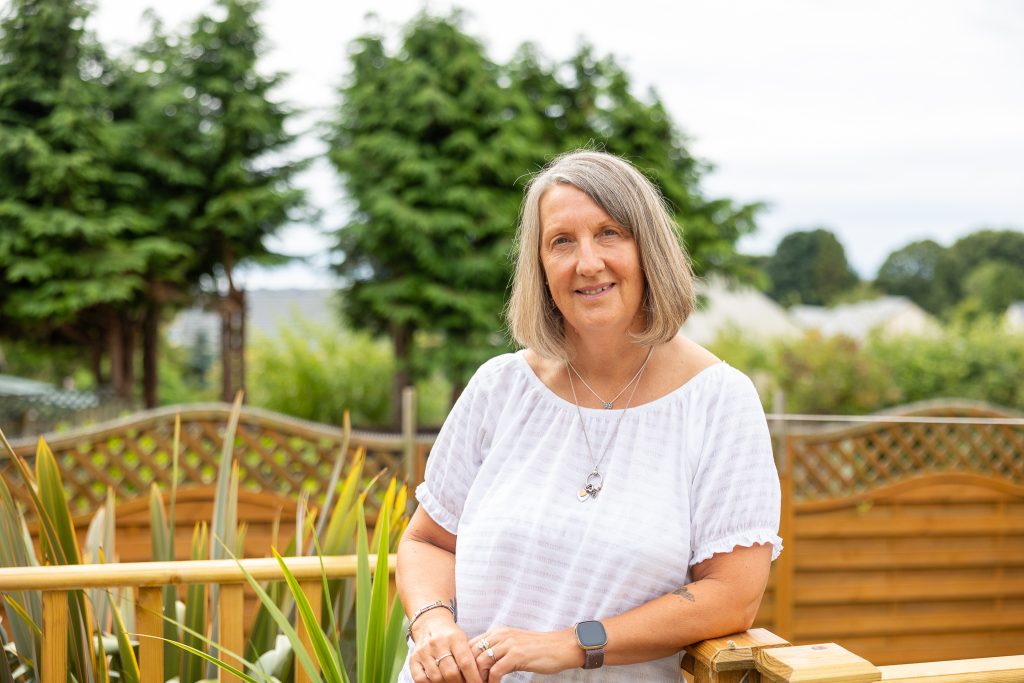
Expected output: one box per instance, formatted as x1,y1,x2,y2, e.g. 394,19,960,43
1007,301,1024,332
790,296,940,340
681,277,801,344
166,289,338,350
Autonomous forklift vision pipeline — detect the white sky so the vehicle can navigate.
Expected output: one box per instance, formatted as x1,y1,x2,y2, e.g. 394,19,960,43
90,0,1024,288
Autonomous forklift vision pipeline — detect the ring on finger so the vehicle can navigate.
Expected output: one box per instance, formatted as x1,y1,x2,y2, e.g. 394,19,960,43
434,652,455,666
487,647,496,662
477,639,491,651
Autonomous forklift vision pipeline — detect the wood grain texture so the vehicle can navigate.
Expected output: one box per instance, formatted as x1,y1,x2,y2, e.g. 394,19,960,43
41,591,68,683
295,579,323,683
756,643,881,682
878,655,1024,682
137,586,164,683
218,584,245,683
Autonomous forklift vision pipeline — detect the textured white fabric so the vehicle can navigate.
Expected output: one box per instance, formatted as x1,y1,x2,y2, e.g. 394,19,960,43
400,350,782,682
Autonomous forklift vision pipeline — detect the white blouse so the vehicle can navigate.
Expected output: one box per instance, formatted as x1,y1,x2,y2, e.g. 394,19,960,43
401,350,782,682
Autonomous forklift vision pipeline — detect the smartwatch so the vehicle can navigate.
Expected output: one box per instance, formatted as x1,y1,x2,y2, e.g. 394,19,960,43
574,620,607,669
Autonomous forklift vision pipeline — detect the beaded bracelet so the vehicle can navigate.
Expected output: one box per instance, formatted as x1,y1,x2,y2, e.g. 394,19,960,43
406,598,457,642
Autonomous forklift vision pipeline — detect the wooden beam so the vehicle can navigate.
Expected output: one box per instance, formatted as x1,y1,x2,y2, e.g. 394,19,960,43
878,655,1024,682
682,628,790,682
755,643,880,682
295,579,323,683
218,584,244,683
41,591,68,683
137,586,164,683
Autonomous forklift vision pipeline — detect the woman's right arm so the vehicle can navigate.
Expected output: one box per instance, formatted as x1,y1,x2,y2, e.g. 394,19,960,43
397,507,483,683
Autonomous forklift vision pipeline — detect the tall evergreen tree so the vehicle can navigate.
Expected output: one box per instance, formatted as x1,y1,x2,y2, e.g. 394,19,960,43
117,0,307,403
327,13,530,417
0,0,173,400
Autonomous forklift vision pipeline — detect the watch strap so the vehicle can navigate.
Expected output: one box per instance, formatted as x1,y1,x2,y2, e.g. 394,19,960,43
582,647,605,669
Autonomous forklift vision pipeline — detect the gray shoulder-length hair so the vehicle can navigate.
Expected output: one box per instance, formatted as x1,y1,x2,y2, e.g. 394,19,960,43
506,150,695,361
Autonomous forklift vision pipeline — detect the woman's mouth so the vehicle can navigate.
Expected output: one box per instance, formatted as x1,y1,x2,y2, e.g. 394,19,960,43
576,283,614,297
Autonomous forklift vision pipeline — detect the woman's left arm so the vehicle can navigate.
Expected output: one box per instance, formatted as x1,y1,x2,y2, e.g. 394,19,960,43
471,543,772,679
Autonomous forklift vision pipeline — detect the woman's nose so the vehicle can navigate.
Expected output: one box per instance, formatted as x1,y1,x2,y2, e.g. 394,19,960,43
576,239,604,276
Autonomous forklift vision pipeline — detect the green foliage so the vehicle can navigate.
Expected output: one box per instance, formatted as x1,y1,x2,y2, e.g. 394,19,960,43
247,321,451,429
875,229,1024,319
875,239,951,314
709,319,1024,414
765,228,859,306
328,13,763,411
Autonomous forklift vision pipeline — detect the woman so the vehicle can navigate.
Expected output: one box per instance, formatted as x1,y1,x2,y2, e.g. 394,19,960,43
397,150,781,682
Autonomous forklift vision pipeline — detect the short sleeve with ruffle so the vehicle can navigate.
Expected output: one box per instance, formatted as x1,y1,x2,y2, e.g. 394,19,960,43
688,369,782,566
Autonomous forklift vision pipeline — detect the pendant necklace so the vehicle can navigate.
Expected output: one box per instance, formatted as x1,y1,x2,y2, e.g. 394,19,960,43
567,347,653,409
567,347,654,502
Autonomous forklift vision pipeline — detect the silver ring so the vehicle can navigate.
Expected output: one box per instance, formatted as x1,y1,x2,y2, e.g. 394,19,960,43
487,648,496,661
434,652,455,666
477,639,491,651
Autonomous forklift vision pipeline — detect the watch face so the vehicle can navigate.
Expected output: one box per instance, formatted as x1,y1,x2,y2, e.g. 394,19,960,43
576,620,607,648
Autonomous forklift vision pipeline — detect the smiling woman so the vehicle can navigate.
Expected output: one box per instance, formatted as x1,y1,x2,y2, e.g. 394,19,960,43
396,150,782,682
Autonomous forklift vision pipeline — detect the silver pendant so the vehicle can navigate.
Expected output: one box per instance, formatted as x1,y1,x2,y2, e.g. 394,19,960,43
602,401,613,409
577,470,603,502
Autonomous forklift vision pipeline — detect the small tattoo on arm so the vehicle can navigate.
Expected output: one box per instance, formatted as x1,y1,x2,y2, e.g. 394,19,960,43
672,586,696,602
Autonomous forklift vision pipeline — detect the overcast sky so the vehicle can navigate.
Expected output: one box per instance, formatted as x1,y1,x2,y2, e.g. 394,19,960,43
90,0,1024,289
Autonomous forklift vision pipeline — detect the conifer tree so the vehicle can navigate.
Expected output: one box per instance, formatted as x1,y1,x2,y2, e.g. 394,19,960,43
0,0,170,399
328,13,530,417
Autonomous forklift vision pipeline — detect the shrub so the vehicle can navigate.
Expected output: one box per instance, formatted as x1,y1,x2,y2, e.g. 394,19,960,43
247,321,452,429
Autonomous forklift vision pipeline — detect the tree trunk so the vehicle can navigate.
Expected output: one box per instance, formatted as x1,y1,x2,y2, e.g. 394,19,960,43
122,313,136,400
90,340,104,387
219,287,246,402
142,302,160,408
391,322,413,431
108,314,128,399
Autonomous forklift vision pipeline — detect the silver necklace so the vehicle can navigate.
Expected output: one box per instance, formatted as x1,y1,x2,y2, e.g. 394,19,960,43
567,348,652,502
566,347,654,409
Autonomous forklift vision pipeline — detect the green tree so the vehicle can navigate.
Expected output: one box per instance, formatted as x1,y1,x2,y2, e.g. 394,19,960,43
118,0,308,404
507,44,763,282
875,239,950,314
327,13,527,419
940,229,1024,307
766,228,859,305
959,261,1024,317
329,17,765,418
0,0,175,400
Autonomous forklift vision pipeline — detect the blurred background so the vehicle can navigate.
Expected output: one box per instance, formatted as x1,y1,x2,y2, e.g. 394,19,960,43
1,0,1023,434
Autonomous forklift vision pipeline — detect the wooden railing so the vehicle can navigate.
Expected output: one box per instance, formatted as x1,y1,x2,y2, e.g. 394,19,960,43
682,628,1024,682
0,555,396,683
2,560,1022,683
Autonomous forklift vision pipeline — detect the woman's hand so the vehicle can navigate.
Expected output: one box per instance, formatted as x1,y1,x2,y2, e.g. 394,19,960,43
408,610,483,683
468,627,582,682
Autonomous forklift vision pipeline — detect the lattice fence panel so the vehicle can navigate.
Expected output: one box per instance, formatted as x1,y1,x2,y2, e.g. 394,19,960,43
789,402,1024,502
2,404,434,518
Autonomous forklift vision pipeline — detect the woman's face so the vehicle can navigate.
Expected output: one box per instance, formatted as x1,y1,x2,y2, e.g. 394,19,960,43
538,184,645,341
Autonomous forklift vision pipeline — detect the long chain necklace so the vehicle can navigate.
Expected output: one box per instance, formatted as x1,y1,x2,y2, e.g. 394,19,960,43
567,347,654,409
567,347,653,502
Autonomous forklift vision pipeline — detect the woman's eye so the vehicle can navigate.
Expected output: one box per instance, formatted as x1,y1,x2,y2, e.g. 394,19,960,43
552,236,571,246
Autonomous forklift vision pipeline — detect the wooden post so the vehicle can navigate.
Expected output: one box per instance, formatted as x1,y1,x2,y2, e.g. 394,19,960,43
755,643,879,682
682,628,790,682
41,591,68,683
774,433,796,640
295,578,324,683
137,586,164,682
218,584,244,682
402,386,417,489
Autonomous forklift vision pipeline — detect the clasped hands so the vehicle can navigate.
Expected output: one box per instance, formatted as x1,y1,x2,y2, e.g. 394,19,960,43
408,610,582,682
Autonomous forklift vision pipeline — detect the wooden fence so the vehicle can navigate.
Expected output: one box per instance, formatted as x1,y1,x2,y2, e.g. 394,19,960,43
3,403,433,518
4,399,1024,668
758,400,1024,666
0,559,1020,683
